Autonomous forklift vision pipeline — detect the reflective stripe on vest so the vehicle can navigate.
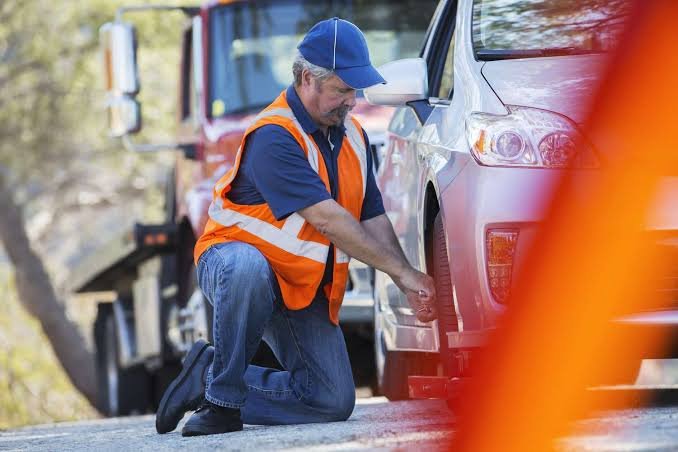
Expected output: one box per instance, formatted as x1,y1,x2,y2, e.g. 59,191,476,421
208,202,328,263
208,106,367,264
343,118,367,199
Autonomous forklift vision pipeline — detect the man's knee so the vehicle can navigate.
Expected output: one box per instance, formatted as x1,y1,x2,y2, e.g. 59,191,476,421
210,242,276,317
224,242,270,279
213,243,274,296
331,387,356,421
314,380,355,422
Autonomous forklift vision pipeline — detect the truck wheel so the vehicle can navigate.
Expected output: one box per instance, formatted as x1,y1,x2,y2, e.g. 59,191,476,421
94,304,150,416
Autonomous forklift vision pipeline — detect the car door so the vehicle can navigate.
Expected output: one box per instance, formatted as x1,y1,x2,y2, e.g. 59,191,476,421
375,0,459,323
376,106,424,318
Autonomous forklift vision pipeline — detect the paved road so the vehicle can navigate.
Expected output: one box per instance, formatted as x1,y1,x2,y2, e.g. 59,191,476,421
1,396,677,451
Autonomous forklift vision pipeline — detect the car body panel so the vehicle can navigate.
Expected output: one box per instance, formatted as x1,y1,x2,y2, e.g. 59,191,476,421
481,55,607,124
374,0,678,358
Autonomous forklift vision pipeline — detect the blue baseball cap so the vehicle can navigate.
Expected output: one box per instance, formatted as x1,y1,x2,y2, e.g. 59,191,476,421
298,17,386,90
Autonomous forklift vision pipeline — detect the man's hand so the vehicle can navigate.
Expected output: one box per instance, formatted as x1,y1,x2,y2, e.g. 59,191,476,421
299,202,438,322
392,268,437,323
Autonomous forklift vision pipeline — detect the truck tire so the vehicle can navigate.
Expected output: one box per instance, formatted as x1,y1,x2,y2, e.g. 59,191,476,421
94,304,150,416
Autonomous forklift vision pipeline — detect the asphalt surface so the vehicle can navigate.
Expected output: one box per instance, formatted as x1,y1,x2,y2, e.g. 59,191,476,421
2,395,677,451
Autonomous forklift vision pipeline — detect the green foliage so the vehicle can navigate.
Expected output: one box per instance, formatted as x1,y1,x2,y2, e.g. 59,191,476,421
1,0,186,207
0,0,192,427
0,270,98,429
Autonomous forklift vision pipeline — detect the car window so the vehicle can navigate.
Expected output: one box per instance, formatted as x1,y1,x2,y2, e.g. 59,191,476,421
426,0,457,101
472,0,632,60
437,31,455,99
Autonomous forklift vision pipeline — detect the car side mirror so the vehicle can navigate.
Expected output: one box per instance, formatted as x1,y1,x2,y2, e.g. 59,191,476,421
100,21,141,137
364,58,428,107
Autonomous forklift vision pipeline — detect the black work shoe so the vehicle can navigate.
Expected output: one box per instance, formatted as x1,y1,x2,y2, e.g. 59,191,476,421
181,401,243,437
155,339,214,434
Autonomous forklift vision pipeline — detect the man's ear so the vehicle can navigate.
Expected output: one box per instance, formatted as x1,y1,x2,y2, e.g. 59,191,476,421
302,69,313,88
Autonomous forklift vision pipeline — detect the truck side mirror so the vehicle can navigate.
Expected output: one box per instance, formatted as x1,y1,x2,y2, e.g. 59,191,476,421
107,96,141,137
100,21,141,137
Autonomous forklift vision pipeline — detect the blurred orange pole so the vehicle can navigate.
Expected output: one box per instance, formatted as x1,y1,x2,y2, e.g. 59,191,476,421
454,2,678,451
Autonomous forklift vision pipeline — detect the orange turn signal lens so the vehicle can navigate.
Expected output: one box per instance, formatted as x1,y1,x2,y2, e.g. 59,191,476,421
486,230,519,303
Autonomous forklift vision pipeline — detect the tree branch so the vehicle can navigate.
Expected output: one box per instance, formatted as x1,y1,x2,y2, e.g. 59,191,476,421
0,170,97,408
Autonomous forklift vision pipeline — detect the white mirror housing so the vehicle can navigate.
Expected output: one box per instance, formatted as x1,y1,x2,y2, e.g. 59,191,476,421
107,96,141,137
364,58,428,107
100,21,140,96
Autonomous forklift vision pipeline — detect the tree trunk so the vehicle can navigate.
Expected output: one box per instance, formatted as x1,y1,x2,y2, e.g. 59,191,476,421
0,172,98,407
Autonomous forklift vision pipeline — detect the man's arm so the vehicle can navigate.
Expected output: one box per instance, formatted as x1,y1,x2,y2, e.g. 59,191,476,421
361,213,408,264
360,213,437,322
298,200,437,322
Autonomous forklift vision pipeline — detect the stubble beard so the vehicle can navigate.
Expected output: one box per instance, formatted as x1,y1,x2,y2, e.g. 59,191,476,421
314,79,351,126
324,105,350,126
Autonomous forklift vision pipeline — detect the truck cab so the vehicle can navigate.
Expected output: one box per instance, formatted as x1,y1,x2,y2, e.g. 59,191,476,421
79,0,438,415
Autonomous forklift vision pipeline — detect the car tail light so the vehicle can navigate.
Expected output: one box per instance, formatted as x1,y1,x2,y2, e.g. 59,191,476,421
486,230,519,304
466,106,598,168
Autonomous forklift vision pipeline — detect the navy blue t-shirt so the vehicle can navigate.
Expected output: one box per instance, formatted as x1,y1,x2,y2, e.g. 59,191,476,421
228,85,385,291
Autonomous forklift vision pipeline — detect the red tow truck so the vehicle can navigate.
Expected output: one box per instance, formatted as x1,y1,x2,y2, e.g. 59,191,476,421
73,0,438,415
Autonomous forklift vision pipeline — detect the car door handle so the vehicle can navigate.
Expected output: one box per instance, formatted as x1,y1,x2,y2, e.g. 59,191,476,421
391,152,403,165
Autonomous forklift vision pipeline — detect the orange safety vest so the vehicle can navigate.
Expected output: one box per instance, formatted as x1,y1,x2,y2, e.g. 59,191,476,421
194,90,368,325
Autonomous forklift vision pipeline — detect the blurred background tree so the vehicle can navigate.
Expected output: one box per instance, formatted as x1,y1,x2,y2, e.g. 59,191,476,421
0,0,185,427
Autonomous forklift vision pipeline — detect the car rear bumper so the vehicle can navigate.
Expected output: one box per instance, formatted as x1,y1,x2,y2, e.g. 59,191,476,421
440,165,678,339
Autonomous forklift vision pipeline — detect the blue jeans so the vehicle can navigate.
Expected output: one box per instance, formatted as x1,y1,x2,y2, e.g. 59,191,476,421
196,241,356,425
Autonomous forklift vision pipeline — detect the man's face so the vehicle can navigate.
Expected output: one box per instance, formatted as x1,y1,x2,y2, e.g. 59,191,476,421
303,73,357,129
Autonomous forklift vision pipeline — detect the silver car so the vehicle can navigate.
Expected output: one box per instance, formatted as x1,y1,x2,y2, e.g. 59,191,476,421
365,0,677,400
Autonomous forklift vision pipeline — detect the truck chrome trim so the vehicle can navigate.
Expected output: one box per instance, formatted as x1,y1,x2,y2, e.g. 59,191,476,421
339,292,374,323
191,15,204,126
161,283,178,299
112,299,137,367
133,258,163,361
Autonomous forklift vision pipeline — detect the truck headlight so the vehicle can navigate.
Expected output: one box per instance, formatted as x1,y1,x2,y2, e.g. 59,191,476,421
466,106,598,169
